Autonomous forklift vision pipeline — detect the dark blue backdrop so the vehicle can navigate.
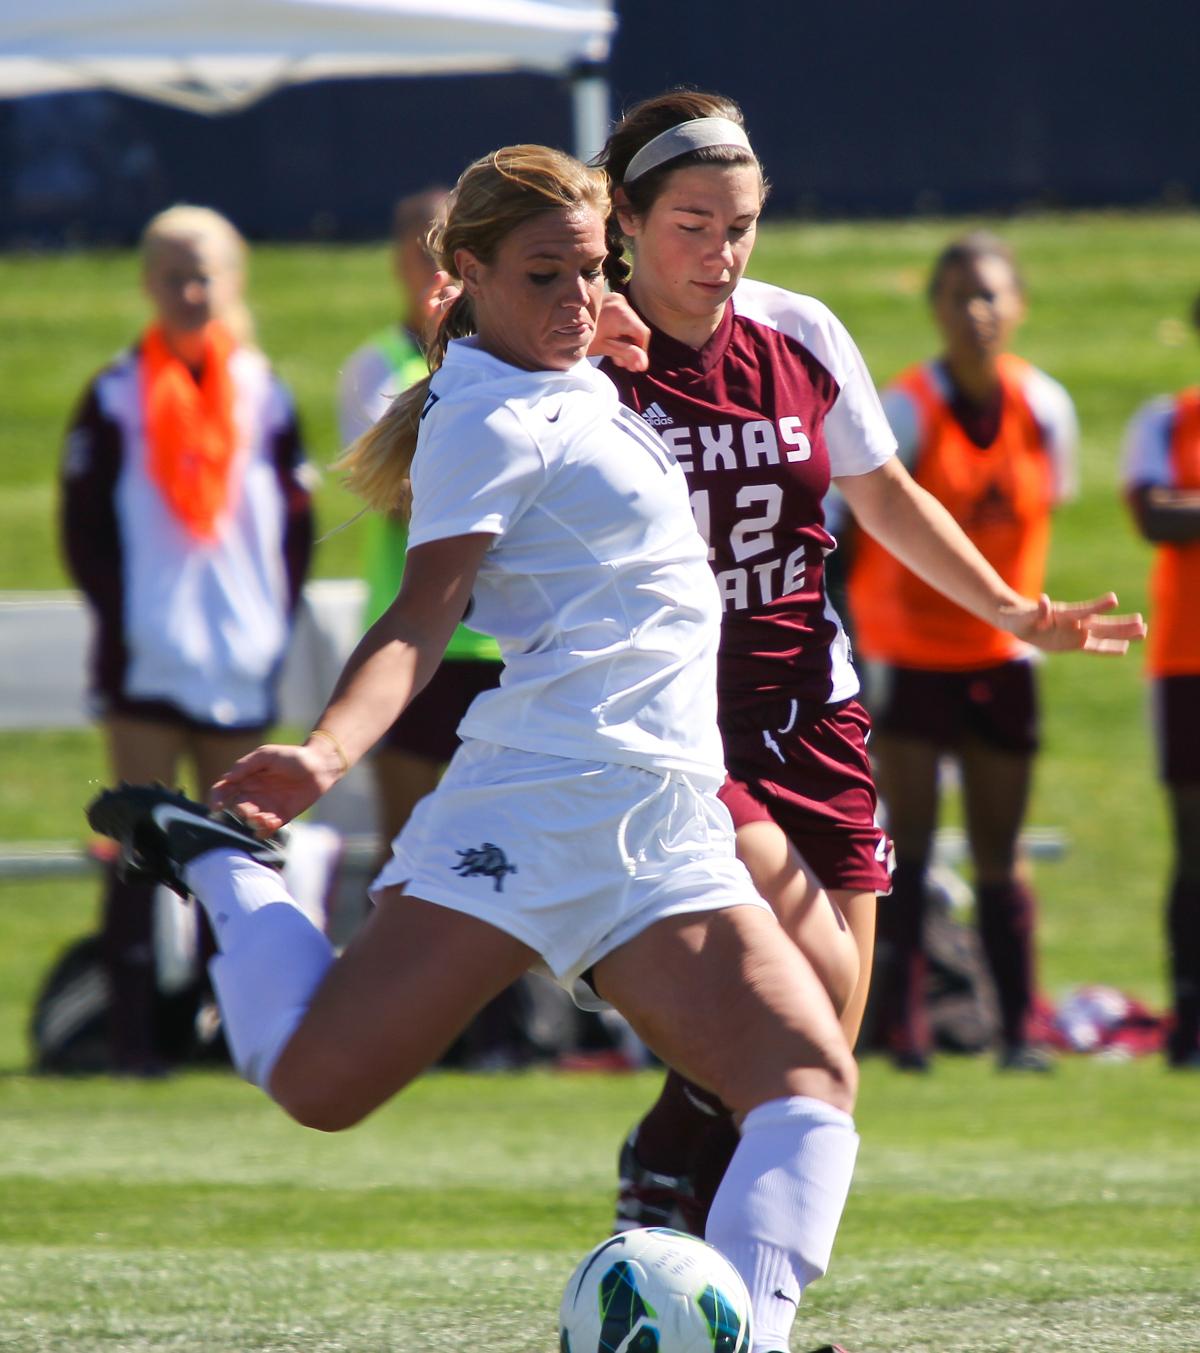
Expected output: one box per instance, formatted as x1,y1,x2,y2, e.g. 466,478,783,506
2,0,1197,242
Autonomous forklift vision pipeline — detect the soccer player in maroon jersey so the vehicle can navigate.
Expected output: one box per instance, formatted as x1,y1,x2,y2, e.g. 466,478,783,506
595,89,1143,1244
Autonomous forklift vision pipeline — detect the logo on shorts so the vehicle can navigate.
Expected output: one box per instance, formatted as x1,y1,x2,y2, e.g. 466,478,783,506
452,842,518,892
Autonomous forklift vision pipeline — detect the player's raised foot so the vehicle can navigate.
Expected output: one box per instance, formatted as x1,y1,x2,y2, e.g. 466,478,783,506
614,1130,699,1236
86,782,286,899
997,1041,1055,1072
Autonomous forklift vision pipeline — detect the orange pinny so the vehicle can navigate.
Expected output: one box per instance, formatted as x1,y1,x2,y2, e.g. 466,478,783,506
849,355,1055,670
1147,388,1200,677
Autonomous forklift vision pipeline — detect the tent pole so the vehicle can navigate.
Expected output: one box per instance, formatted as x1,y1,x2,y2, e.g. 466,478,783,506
570,61,610,163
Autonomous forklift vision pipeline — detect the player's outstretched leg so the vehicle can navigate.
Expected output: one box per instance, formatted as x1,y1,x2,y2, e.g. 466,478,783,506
86,782,332,1090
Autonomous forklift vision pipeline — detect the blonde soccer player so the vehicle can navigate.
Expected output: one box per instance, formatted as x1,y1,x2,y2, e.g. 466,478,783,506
90,144,864,1353
61,205,313,1074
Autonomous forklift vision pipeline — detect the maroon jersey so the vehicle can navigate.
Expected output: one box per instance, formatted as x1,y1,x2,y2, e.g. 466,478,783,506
604,278,895,715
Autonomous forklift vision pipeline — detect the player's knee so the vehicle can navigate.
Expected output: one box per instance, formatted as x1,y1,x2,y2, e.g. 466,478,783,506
794,1039,858,1115
727,1037,858,1120
818,1045,859,1115
267,1052,395,1133
268,1070,359,1132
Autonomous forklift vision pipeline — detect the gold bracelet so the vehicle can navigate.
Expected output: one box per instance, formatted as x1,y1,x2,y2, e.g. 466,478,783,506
308,727,350,775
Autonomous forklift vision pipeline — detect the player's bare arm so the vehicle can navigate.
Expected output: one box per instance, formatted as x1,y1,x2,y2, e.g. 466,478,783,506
836,456,1145,654
213,533,491,831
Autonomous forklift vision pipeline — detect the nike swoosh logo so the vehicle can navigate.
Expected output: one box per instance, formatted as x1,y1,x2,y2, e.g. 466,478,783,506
546,405,562,422
772,1289,798,1307
150,803,263,850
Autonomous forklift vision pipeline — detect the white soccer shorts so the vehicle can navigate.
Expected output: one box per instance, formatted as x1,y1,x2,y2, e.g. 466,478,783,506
371,738,770,993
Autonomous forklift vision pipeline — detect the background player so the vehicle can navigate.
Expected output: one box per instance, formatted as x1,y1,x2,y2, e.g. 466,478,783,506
595,90,1143,1234
846,232,1078,1072
1122,290,1200,1068
90,144,866,1353
60,204,313,1074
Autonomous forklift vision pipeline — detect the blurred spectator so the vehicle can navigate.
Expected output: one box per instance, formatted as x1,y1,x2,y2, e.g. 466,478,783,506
847,232,1078,1071
1122,291,1200,1068
59,204,314,1074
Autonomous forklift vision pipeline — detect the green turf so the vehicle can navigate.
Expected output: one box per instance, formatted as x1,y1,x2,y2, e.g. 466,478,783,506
0,1064,1195,1351
3,215,1200,1350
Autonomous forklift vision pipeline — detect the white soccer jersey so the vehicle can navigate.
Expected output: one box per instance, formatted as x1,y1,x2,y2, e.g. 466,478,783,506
407,338,725,781
62,345,310,726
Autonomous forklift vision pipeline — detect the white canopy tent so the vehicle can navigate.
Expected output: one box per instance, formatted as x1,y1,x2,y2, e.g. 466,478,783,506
0,0,617,158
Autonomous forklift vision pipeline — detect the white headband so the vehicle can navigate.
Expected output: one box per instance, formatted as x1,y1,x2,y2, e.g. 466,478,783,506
623,116,753,184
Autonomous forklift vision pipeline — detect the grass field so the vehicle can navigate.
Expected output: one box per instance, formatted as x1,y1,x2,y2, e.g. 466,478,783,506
1,214,1199,1350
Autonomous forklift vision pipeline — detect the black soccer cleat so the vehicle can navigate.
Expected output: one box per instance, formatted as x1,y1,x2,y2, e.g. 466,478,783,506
86,782,286,899
614,1130,701,1236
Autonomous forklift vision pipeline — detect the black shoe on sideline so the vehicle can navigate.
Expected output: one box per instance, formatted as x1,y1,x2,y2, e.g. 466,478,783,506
997,1041,1055,1072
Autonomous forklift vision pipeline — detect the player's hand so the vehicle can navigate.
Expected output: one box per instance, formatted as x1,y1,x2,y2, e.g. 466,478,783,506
209,743,335,835
999,592,1147,654
425,270,463,331
588,293,651,372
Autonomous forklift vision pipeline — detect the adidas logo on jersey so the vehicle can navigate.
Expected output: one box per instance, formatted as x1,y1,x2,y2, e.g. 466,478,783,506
640,402,674,428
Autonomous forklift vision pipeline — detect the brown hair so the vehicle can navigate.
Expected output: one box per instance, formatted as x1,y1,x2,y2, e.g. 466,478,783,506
337,145,610,517
593,89,767,288
391,186,450,255
927,230,1024,303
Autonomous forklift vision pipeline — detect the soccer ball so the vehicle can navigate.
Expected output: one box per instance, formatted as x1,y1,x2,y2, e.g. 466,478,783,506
559,1226,752,1353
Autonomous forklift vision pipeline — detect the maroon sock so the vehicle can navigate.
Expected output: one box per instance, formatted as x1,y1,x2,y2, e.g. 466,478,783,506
1167,875,1200,1060
688,1112,742,1234
876,857,930,1056
101,865,159,1070
976,878,1037,1048
634,1069,730,1176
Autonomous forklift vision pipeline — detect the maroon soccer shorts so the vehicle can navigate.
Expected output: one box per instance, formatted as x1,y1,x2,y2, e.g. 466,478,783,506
98,692,271,737
868,658,1040,755
719,697,892,894
1153,674,1200,785
377,658,502,761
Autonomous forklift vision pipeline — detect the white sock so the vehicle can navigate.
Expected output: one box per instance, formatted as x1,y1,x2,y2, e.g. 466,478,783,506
705,1095,860,1353
186,848,334,1090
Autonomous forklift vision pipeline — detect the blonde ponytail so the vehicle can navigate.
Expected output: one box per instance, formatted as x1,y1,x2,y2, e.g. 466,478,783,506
335,291,476,516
